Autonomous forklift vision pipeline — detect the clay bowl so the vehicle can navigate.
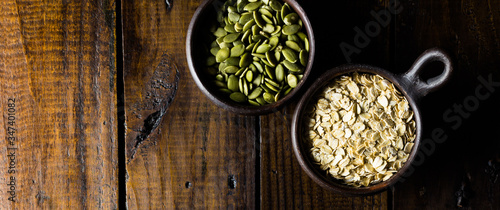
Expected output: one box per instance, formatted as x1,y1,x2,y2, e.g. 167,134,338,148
291,48,453,195
186,0,315,115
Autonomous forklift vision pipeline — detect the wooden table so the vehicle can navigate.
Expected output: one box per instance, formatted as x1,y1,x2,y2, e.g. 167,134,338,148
1,0,499,209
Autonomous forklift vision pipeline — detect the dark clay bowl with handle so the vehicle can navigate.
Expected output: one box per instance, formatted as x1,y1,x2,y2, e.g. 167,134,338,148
291,48,453,195
186,0,315,115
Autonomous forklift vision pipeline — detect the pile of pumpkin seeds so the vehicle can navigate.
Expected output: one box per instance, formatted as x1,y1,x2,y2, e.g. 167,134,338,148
304,72,416,187
205,0,310,105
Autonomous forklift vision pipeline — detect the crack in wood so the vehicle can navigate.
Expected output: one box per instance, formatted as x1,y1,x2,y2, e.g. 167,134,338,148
127,52,180,162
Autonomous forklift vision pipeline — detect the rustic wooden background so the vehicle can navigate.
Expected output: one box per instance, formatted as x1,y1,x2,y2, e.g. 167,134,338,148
0,0,499,209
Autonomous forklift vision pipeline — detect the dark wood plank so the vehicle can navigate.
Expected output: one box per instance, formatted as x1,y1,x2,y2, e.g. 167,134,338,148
0,0,118,208
257,0,394,209
392,0,500,209
122,0,257,208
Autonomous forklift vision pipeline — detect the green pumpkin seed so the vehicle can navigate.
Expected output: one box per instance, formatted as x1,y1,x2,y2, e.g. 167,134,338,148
226,57,240,66
252,39,262,52
224,65,239,74
259,8,273,18
237,0,248,12
263,92,276,103
227,6,237,13
218,61,227,71
214,27,227,37
297,31,307,41
287,74,298,88
280,3,291,20
282,48,298,63
230,92,247,102
219,42,233,49
210,40,219,48
210,47,220,56
269,36,279,48
248,99,261,106
245,42,255,51
234,67,246,76
242,19,256,32
256,96,267,105
265,81,280,92
262,24,275,33
225,24,237,33
262,15,273,25
216,74,225,81
219,88,232,94
255,44,272,53
224,33,241,43
299,49,308,66
229,12,241,23
304,37,310,52
241,30,252,43
216,36,225,45
271,26,281,36
259,30,270,39
246,70,254,82
283,13,299,25
269,0,282,11
253,73,262,86
243,1,263,11
234,22,244,32
275,64,285,82
231,44,245,57
253,61,264,73
275,11,283,25
282,24,300,35
261,83,275,94
287,34,299,42
266,51,278,66
265,78,280,88
252,53,266,59
253,11,266,28
243,78,249,95
215,80,227,88
264,65,275,80
274,90,282,102
248,87,263,99
238,77,244,93
227,75,239,92
285,40,301,52
207,56,216,66
240,52,252,68
282,60,303,73
239,12,253,25
216,47,230,63
274,50,281,62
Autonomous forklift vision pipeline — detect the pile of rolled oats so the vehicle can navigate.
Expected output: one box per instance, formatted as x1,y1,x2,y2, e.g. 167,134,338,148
304,72,416,187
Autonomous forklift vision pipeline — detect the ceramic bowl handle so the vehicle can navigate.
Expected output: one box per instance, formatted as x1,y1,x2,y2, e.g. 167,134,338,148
402,48,453,99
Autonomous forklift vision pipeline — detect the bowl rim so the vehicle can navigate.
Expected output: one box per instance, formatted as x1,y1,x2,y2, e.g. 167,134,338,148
291,64,423,195
186,0,316,115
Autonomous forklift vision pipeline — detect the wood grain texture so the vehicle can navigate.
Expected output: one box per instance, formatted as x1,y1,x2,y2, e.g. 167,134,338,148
122,0,257,208
392,0,500,209
0,0,118,209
